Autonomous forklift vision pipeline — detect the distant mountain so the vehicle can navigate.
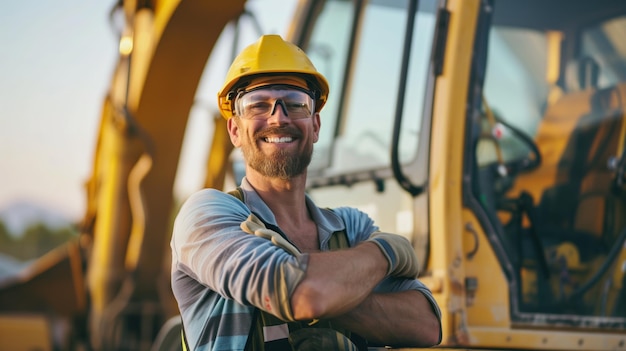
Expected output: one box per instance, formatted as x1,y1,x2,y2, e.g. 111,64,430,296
0,200,74,236
0,252,29,279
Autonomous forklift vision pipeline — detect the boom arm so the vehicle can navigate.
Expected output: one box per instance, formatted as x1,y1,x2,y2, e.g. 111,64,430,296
0,1,247,350
86,1,247,348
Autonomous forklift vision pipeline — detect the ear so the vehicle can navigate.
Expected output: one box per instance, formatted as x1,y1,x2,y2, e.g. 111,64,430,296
312,113,321,143
227,117,242,147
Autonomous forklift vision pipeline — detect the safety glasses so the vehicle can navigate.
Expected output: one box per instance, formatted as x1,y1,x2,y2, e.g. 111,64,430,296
234,85,315,120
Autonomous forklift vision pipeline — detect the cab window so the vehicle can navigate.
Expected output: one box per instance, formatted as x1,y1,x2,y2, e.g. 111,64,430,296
305,0,438,177
476,1,626,321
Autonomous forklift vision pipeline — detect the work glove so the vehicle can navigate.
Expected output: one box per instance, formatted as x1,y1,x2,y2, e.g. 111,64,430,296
367,232,419,278
241,213,301,256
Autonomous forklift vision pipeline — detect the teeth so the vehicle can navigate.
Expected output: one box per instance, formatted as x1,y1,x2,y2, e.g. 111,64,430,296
264,137,293,143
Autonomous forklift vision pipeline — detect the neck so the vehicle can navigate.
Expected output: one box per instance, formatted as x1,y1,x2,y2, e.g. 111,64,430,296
245,169,310,226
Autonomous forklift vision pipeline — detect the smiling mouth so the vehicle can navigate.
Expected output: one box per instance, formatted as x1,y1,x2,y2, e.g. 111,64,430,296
263,136,294,143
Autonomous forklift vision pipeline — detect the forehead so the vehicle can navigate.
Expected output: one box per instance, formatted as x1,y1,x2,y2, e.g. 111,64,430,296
243,87,306,100
245,75,309,90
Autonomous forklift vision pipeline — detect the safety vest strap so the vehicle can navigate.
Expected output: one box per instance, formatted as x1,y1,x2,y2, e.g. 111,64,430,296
181,323,189,351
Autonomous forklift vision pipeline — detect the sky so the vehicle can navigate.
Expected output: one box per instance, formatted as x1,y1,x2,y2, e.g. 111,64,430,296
0,1,294,223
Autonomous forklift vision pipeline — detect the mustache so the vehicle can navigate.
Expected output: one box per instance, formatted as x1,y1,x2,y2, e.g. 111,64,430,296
254,126,303,139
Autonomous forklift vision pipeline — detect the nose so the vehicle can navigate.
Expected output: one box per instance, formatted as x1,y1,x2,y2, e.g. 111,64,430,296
267,99,291,124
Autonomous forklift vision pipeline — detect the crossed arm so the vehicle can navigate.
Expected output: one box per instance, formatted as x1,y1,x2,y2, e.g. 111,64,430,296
330,289,441,347
174,190,441,348
290,242,442,347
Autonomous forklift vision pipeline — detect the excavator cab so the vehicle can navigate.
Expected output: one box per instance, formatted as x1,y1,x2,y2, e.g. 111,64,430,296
292,0,626,348
475,1,626,319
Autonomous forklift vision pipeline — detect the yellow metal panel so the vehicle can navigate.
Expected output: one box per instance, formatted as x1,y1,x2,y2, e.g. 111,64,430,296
461,210,510,328
466,326,626,351
0,315,52,351
428,0,480,346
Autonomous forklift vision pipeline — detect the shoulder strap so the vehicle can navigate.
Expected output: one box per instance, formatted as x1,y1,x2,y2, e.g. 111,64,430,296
328,227,349,250
228,187,244,202
180,317,190,351
327,208,349,250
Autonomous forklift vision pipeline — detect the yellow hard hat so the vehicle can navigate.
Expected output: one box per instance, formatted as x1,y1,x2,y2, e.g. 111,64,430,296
217,34,329,119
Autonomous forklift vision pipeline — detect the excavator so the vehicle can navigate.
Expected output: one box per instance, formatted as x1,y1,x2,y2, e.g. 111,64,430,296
1,0,625,350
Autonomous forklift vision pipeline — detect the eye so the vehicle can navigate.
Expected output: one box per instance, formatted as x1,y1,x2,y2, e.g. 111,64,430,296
246,101,272,112
286,102,309,111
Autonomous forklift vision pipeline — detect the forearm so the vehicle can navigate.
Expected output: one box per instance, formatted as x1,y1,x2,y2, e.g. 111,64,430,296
290,242,388,319
330,290,441,347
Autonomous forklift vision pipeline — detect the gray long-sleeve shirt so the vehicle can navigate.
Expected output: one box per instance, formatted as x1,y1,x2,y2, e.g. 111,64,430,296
171,177,440,351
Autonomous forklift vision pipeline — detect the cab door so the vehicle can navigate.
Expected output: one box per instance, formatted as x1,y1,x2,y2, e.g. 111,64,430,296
466,0,626,349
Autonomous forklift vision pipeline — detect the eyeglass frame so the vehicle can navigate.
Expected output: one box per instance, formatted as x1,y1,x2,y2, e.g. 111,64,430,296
231,84,317,120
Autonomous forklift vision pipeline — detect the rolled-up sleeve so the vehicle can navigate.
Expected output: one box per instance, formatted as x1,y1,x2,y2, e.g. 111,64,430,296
171,189,307,321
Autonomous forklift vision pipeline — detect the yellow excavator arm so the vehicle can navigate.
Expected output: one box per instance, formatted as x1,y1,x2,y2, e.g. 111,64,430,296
0,1,246,350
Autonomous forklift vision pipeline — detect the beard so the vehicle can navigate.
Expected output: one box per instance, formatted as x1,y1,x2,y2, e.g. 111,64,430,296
240,127,313,180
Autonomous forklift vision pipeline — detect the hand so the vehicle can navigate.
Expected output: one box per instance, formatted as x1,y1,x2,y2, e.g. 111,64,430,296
367,232,419,278
241,213,301,256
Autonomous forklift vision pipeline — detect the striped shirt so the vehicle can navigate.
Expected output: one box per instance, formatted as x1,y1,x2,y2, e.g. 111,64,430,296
170,178,441,350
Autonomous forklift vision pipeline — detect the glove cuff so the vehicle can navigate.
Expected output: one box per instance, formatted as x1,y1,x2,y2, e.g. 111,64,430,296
369,237,396,275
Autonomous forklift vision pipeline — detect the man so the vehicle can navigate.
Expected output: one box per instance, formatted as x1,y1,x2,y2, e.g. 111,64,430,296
171,34,441,351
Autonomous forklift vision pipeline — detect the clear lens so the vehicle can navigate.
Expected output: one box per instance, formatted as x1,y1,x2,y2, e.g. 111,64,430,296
235,86,314,120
